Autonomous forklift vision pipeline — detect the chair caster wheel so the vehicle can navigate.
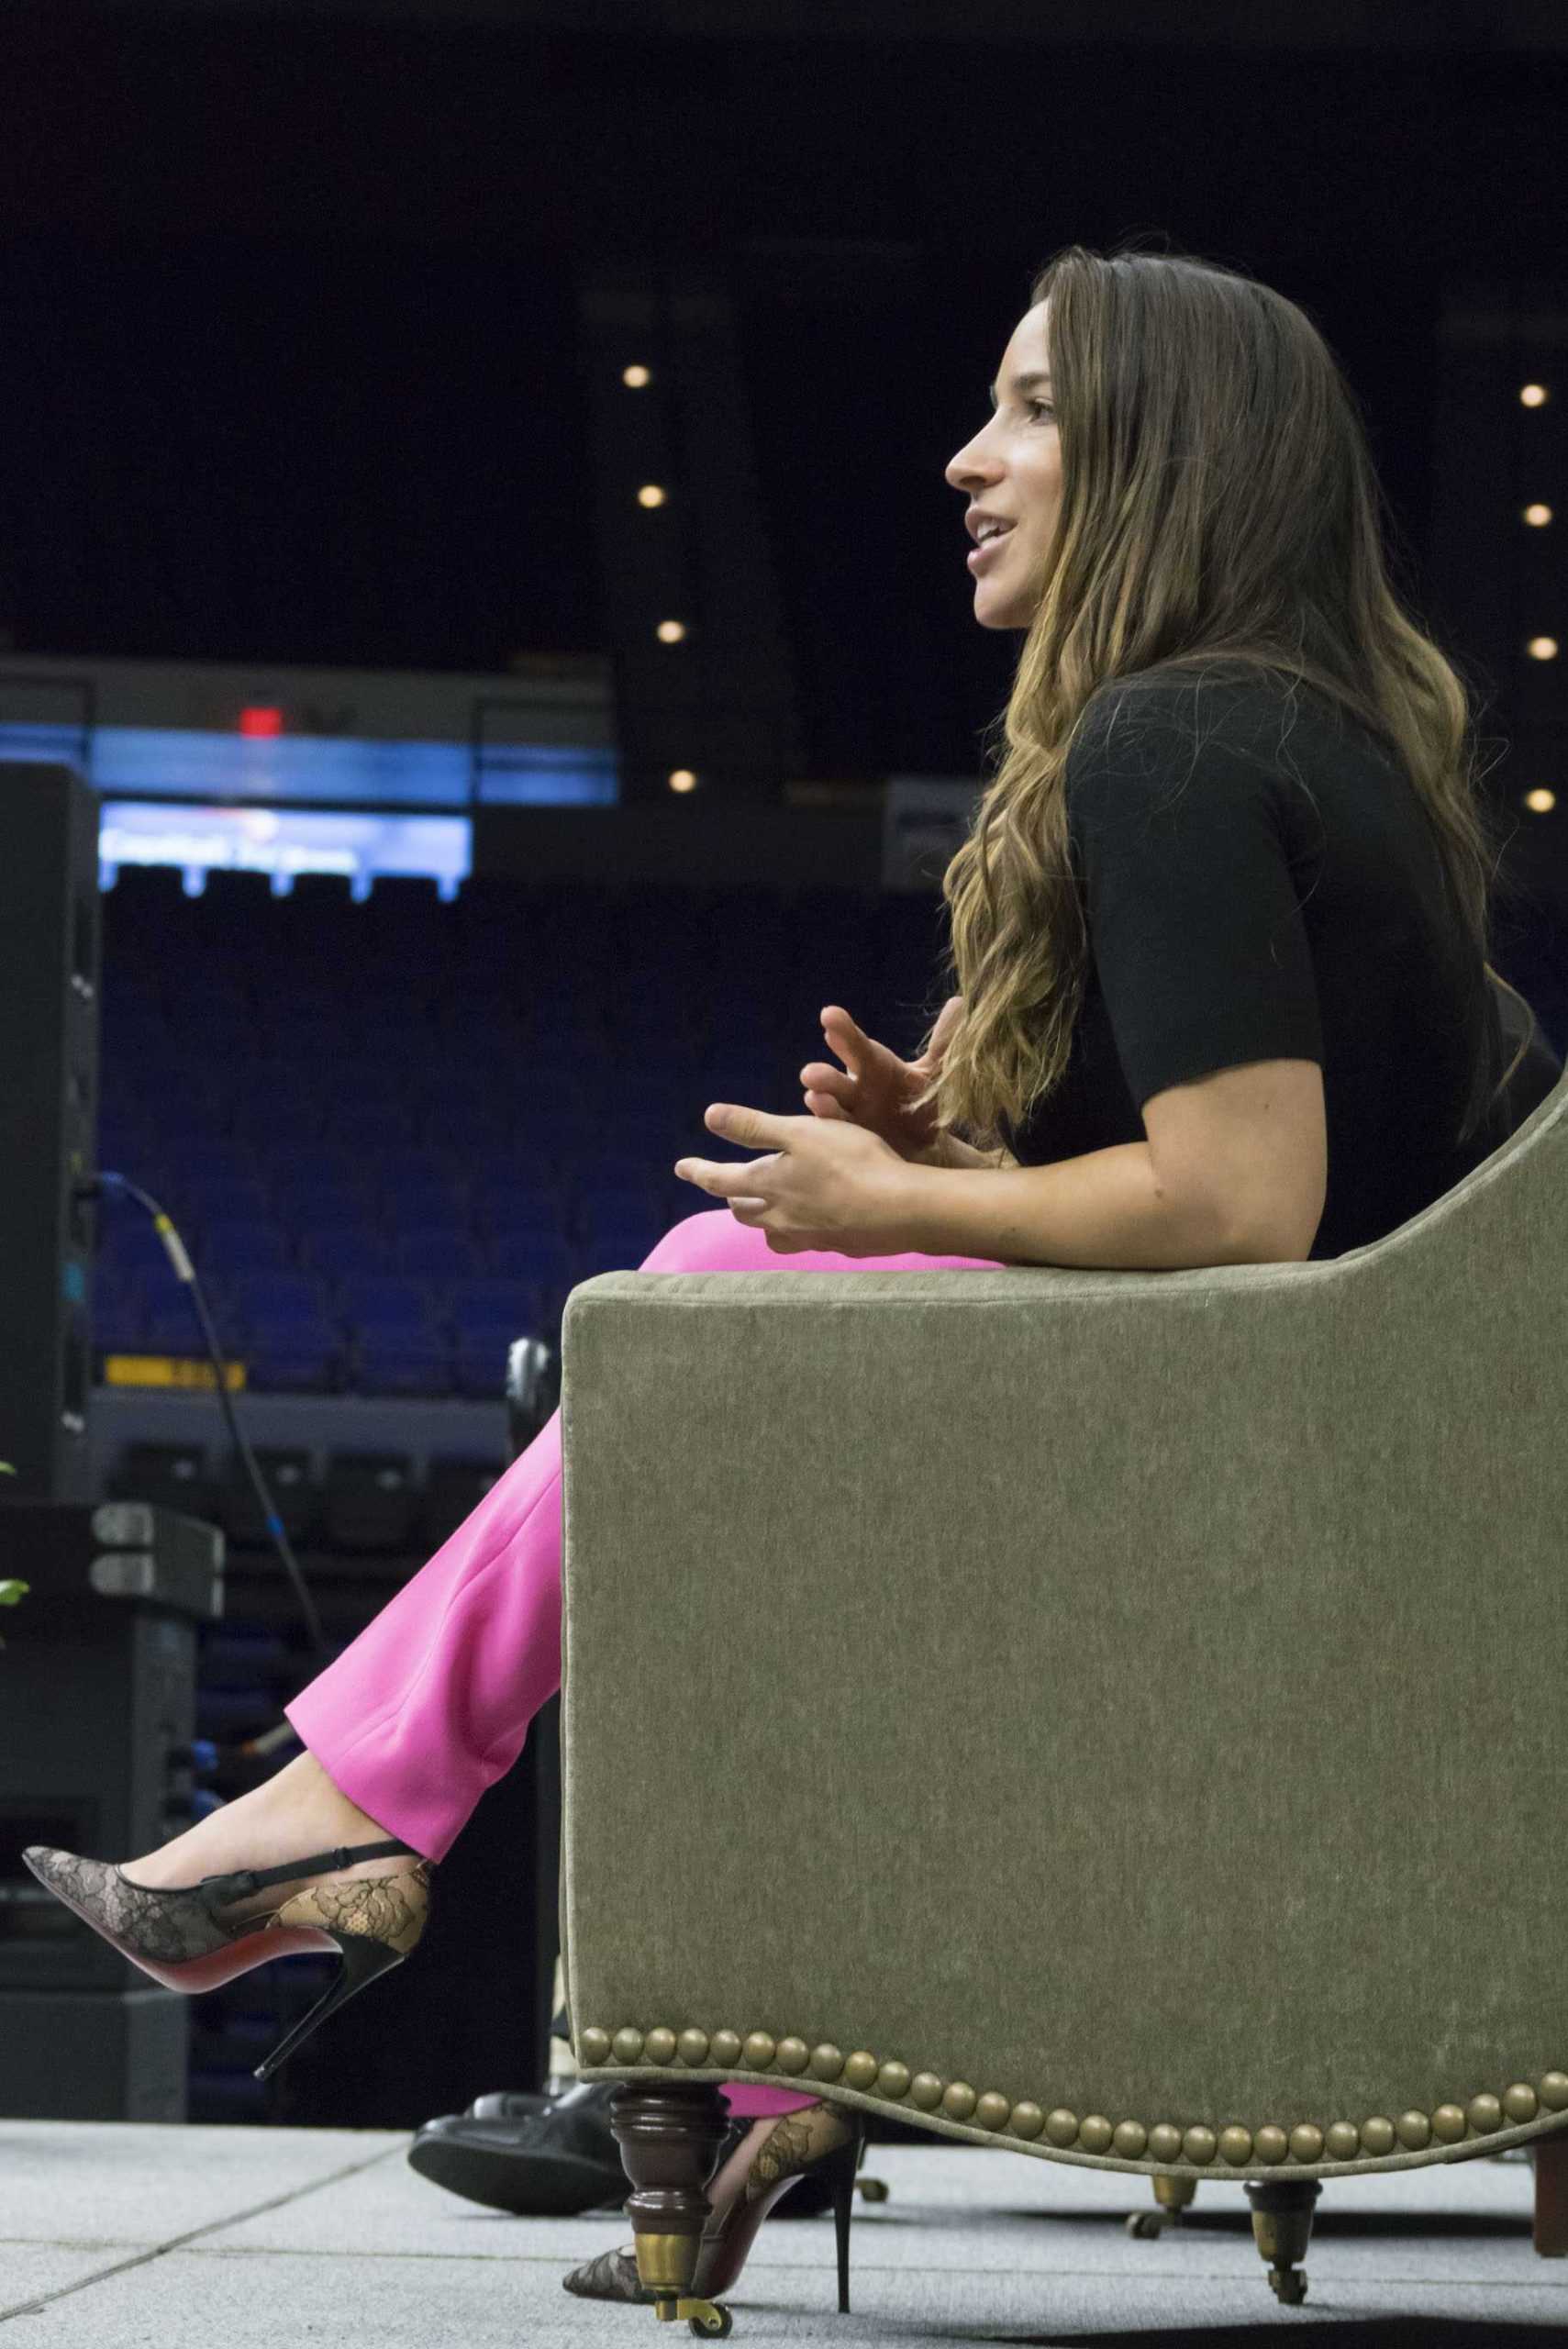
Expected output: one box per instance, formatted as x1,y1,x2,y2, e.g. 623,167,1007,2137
663,2297,731,2337
1269,2266,1308,2305
858,2176,890,2203
1131,2175,1195,2236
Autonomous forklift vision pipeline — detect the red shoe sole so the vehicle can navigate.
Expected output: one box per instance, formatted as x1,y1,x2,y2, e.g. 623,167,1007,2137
43,1875,338,1992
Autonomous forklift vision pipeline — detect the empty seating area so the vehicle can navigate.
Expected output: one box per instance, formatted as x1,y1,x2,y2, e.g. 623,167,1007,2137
108,1437,506,1575
91,863,940,1397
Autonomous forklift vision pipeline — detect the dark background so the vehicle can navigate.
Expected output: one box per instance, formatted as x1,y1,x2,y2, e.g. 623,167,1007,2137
3,2,1563,784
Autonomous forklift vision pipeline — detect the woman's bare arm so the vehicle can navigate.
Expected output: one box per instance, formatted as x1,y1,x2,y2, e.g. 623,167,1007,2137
918,1131,1019,1172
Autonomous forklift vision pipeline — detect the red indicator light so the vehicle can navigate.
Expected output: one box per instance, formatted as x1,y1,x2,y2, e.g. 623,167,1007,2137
239,707,284,737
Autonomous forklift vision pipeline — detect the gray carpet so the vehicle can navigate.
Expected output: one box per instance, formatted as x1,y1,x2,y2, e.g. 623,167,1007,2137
0,2121,1560,2343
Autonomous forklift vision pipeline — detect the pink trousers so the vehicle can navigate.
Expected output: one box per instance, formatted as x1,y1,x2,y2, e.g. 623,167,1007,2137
285,1206,1007,2116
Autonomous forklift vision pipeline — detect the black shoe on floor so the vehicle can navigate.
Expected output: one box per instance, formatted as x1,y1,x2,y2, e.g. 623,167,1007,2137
464,2088,551,2121
408,2081,739,2217
407,2080,841,2219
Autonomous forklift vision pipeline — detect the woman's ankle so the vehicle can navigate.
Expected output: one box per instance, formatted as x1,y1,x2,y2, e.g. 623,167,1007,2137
269,1749,390,1845
122,1749,399,1887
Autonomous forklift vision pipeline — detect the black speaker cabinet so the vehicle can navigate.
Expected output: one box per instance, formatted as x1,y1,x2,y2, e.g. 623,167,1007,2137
0,761,102,1505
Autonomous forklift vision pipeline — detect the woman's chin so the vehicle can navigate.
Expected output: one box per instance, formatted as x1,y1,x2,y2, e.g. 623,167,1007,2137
972,591,1031,629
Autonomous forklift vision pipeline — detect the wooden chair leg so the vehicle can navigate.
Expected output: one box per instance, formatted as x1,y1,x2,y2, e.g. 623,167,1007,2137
1533,2125,1568,2256
608,2083,736,2333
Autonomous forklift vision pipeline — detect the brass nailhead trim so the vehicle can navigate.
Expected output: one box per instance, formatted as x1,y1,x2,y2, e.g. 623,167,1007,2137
578,2028,1568,2165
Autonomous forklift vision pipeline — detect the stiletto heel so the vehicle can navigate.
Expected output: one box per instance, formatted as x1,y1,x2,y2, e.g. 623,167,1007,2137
562,2102,871,2312
829,2123,858,2313
693,2106,868,2310
253,1927,408,2080
21,1837,431,2080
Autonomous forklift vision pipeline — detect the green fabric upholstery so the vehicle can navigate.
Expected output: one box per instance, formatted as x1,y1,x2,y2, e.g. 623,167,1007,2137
558,1071,1568,2186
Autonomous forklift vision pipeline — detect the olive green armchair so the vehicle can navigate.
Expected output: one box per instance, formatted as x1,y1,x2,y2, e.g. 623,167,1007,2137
555,1063,1568,2337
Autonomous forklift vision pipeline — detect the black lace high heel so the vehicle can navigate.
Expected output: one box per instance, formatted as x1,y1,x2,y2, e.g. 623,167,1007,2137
685,2102,869,2313
22,1839,430,2080
562,2100,869,2313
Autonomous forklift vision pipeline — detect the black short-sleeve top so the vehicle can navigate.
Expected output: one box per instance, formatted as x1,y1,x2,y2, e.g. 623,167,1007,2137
995,664,1562,1261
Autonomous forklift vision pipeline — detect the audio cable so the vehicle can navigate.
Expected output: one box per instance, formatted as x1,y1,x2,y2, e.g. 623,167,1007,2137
78,1172,329,1666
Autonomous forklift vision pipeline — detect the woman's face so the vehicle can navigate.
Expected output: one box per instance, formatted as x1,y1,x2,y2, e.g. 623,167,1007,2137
944,298,1062,630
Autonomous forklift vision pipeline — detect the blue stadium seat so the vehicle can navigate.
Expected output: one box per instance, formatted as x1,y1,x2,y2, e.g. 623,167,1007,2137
245,1321,342,1394
338,1275,441,1330
448,1276,539,1332
395,1229,483,1280
95,1107,151,1149
98,1221,179,1297
415,1101,518,1152
233,1271,329,1324
100,989,165,1030
382,1179,467,1229
91,1094,139,1156
199,1219,292,1275
273,1183,373,1230
329,1074,417,1112
465,1148,566,1194
353,1327,453,1398
237,1053,333,1097
136,1108,232,1164
299,1228,391,1283
98,1216,174,1267
468,1182,561,1238
577,1180,670,1226
131,1052,211,1089
516,1119,611,1166
139,1303,223,1354
574,1230,662,1282
450,1331,523,1399
111,1113,200,1162
320,1101,419,1147
90,1266,137,1313
267,1146,373,1189
277,1018,353,1063
377,1144,462,1189
231,1098,334,1149
242,1304,330,1341
93,1286,149,1350
488,1231,575,1285
180,1177,272,1227
179,1045,254,1094
373,1038,437,1072
94,1150,150,1197
166,1141,259,1186
93,1141,159,1193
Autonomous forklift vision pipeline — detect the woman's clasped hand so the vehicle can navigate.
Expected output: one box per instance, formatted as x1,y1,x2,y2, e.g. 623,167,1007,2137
675,1102,910,1254
674,1000,963,1253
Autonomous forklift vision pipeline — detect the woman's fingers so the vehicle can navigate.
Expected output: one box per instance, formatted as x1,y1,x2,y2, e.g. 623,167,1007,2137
822,1008,861,1067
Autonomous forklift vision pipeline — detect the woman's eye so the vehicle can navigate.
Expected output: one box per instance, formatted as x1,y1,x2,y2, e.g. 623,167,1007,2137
1028,399,1055,422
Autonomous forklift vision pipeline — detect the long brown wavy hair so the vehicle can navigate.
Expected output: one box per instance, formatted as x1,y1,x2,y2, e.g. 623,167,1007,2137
910,237,1535,1161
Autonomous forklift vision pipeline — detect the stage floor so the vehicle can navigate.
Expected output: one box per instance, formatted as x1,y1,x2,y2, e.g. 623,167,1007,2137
0,2121,1557,2343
